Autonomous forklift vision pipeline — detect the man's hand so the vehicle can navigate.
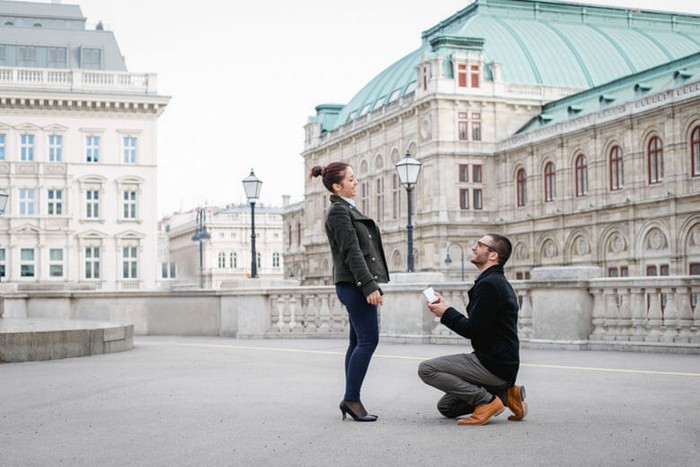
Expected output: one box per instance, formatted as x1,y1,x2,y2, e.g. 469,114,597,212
426,292,450,318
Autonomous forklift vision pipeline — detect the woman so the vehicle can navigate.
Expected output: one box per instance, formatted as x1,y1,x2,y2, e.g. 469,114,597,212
310,162,389,422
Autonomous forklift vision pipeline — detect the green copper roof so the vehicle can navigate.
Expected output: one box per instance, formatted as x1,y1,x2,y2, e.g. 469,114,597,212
315,0,700,132
516,51,700,133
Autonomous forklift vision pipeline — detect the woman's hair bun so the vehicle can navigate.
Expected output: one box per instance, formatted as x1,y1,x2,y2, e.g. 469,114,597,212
310,165,325,178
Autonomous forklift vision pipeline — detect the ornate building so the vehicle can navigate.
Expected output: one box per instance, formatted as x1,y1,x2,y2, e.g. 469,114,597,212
0,1,169,290
289,0,700,283
162,203,285,289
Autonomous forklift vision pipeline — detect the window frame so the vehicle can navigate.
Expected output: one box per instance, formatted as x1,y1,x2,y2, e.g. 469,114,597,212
376,177,384,222
85,189,100,219
691,126,700,177
472,112,482,141
544,162,556,202
0,133,6,161
647,136,663,184
20,133,34,161
457,64,467,87
81,47,102,69
19,188,36,216
459,164,469,182
470,64,480,88
459,188,470,209
472,164,482,183
84,246,101,280
48,134,63,162
123,136,137,164
47,189,63,216
575,153,588,197
122,245,138,280
49,248,64,278
20,247,35,278
473,188,483,210
86,135,100,163
516,168,527,207
47,47,67,68
0,247,6,279
609,145,623,191
122,189,137,220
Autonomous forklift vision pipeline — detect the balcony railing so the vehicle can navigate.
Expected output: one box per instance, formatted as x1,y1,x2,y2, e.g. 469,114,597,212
0,67,156,94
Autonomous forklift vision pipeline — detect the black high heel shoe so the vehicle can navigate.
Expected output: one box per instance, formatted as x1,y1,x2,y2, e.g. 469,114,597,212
339,400,378,422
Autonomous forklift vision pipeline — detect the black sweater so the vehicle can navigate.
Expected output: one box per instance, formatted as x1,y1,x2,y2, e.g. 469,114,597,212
440,265,520,385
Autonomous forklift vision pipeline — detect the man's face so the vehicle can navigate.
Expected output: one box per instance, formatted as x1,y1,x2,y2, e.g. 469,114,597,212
470,235,497,268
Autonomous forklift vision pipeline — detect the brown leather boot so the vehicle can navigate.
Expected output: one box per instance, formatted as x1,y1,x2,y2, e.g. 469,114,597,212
457,396,504,425
506,385,527,421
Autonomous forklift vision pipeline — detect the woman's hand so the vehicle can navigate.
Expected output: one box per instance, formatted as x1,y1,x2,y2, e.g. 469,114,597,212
366,290,384,306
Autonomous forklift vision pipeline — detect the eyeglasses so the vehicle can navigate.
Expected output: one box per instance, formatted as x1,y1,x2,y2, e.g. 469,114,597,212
476,240,497,252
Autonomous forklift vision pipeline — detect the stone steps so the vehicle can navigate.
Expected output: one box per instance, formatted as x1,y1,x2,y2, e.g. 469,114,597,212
0,318,133,363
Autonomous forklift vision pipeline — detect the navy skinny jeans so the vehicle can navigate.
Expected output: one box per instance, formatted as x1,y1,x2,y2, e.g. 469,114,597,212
336,284,379,402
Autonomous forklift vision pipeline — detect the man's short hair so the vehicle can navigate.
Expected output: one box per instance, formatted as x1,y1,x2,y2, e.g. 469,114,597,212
487,233,512,266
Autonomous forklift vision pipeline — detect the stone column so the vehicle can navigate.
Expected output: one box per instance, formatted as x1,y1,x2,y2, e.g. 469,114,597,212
529,267,601,345
380,272,445,344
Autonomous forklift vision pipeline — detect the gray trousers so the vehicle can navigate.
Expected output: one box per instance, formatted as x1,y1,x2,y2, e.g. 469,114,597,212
418,353,508,418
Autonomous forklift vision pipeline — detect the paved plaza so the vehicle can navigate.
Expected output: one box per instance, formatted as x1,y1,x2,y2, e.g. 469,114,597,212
1,336,698,467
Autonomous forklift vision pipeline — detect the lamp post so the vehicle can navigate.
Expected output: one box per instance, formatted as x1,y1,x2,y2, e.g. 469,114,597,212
395,152,422,272
444,243,465,282
242,169,263,279
191,207,211,288
0,189,7,285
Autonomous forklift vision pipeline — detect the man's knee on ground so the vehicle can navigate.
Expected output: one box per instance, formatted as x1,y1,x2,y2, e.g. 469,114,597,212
437,395,473,419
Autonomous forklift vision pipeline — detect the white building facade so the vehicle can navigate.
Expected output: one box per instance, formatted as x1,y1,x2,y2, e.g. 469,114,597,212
0,1,169,290
161,204,285,289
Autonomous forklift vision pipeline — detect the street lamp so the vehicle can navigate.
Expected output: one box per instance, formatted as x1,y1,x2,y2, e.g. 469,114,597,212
0,189,7,284
191,207,211,288
242,169,263,279
444,243,465,282
395,152,422,272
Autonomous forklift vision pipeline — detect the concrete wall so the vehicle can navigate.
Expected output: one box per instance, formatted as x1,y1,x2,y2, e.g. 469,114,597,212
2,268,699,353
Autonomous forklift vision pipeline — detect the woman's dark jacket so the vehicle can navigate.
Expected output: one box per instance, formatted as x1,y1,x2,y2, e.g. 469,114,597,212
440,265,520,385
325,195,389,297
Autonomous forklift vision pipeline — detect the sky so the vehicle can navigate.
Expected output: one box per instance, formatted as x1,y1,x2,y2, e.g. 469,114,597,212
62,0,700,216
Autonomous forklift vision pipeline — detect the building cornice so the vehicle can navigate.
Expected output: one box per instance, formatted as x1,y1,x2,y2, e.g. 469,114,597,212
0,93,169,115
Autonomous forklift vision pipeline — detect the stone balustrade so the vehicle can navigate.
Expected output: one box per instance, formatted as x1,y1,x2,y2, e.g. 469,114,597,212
0,67,156,94
1,270,698,353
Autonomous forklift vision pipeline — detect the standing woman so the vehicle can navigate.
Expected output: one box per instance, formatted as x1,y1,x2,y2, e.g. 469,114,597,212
311,162,389,422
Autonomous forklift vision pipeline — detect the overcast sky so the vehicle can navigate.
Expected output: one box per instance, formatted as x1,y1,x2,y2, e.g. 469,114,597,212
66,0,700,216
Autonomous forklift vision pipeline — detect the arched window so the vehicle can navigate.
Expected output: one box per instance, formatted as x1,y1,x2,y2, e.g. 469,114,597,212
218,252,226,268
516,168,527,207
575,154,588,197
287,224,292,247
296,222,301,246
648,136,663,184
691,126,700,177
544,162,556,202
609,145,624,190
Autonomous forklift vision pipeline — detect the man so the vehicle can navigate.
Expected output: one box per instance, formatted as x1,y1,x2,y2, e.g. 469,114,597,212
418,233,527,426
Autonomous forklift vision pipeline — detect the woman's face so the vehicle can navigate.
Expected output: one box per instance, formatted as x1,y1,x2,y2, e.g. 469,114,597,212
334,166,358,198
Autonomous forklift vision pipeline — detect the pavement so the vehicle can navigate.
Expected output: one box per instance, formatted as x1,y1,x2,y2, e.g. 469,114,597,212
1,336,699,467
